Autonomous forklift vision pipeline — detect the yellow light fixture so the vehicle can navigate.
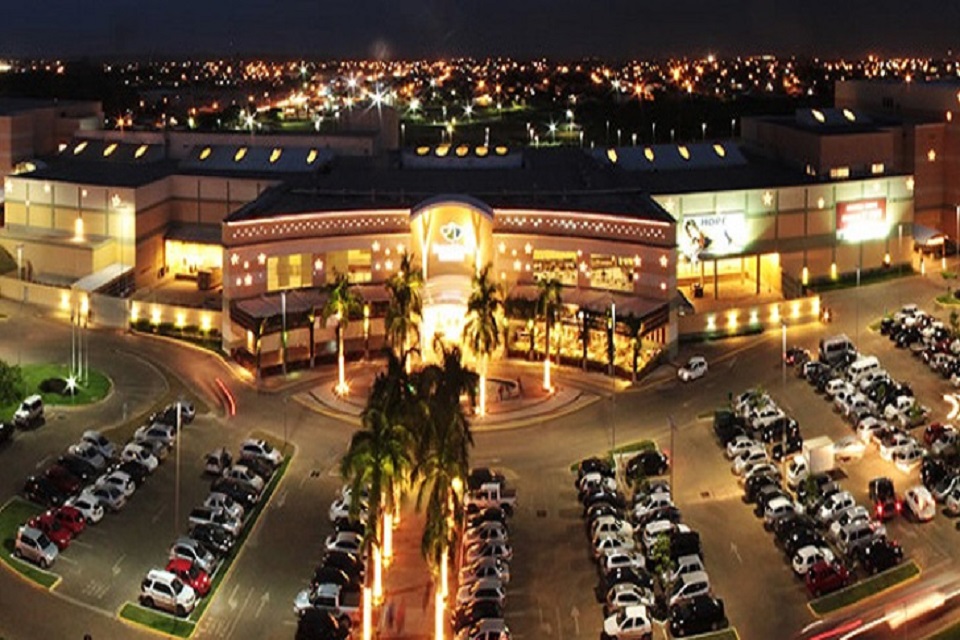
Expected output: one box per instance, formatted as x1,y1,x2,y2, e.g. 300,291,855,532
135,144,148,159
713,144,726,158
644,147,655,162
842,108,856,122
495,145,508,155
269,148,282,163
416,146,430,156
928,149,937,162
830,262,838,280
435,144,450,157
130,303,140,323
175,312,186,328
475,146,488,157
103,143,118,157
151,307,161,325
812,109,826,123
455,145,469,157
306,149,318,164
201,314,212,333
606,148,618,164
801,266,809,286
199,147,212,161
234,147,248,162
678,145,690,160
73,141,88,155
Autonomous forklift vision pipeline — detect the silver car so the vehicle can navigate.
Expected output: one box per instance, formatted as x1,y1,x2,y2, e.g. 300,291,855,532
188,507,242,537
204,492,245,521
81,430,116,459
83,484,126,512
169,537,217,574
14,526,58,569
96,470,136,498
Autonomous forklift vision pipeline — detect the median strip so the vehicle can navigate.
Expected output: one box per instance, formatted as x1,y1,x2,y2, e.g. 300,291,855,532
118,453,292,636
809,561,920,616
0,497,59,589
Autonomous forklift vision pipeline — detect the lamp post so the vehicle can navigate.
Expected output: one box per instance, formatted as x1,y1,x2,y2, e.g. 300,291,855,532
16,244,23,280
174,400,182,538
281,290,288,376
955,205,959,269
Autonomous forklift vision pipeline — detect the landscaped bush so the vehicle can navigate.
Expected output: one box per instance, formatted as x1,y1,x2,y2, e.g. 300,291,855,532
38,378,76,396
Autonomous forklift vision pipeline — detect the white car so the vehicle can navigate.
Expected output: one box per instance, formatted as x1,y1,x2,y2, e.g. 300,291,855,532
726,436,760,460
140,568,196,617
464,542,513,564
879,433,917,461
763,496,796,528
678,356,708,382
222,465,265,493
591,517,635,540
843,394,870,419
328,496,367,522
81,430,116,459
632,494,673,520
83,484,126,512
66,493,104,524
931,429,959,456
884,396,916,421
606,582,655,611
602,605,652,640
593,534,636,559
834,436,866,462
239,438,283,467
903,486,936,522
893,446,925,473
464,522,509,545
732,447,768,475
580,472,617,495
460,558,510,585
642,521,689,551
324,531,364,556
818,491,856,523
857,418,888,444
600,551,646,574
751,407,786,430
189,506,242,536
792,545,835,576
204,492,245,521
455,578,506,607
120,443,159,472
825,379,851,398
786,455,809,490
741,463,780,485
943,486,960,515
96,470,136,498
135,423,177,447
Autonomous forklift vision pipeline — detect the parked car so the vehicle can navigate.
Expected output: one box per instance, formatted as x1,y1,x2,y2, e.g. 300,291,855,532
223,465,265,493
854,538,904,574
26,513,72,549
44,464,83,496
601,605,652,640
211,477,260,510
204,448,233,475
80,430,116,459
66,442,107,471
792,546,835,576
65,493,104,524
455,577,506,607
23,475,69,507
806,561,850,597
188,506,242,536
189,523,235,557
13,395,44,429
51,505,87,536
625,451,669,480
140,569,197,617
165,558,211,597
120,443,159,472
169,537,217,574
96,470,136,498
668,571,711,607
55,454,99,483
604,582,655,617
14,525,58,568
135,423,176,448
203,492,245,521
833,436,866,462
869,477,901,520
239,438,283,467
82,484,126,512
114,459,150,487
669,595,727,637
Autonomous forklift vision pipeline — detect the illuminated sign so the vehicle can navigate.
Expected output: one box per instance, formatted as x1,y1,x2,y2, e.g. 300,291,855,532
836,198,888,242
432,222,471,262
679,212,748,264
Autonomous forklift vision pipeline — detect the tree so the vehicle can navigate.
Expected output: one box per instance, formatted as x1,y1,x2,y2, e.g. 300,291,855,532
384,253,424,359
536,277,563,388
322,272,364,392
463,264,503,415
0,360,24,407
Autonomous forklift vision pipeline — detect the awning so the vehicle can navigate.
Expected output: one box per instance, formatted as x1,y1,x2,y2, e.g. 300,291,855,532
509,284,669,329
229,284,390,334
912,224,942,245
165,224,222,246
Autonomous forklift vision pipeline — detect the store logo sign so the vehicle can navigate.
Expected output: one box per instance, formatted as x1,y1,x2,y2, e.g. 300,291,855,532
433,222,471,262
836,199,887,242
440,222,463,243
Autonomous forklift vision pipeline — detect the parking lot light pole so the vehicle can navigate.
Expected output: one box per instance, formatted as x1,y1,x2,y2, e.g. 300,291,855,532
174,401,181,537
668,416,676,492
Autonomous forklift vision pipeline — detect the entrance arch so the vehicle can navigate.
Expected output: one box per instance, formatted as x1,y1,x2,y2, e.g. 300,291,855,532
409,195,495,359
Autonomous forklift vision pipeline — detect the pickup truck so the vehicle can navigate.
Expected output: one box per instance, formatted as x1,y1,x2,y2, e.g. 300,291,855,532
294,583,361,625
465,482,517,516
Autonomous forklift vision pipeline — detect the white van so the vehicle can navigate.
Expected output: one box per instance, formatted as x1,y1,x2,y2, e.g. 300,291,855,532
13,395,44,429
847,356,880,384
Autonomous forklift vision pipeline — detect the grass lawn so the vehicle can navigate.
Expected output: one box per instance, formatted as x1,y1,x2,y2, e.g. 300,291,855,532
936,294,960,306
810,561,920,616
119,452,292,635
0,497,58,589
0,363,113,421
118,603,194,638
569,439,658,472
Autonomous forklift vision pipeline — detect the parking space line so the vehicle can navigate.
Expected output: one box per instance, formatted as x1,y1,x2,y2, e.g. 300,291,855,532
150,506,165,524
111,553,125,576
35,455,50,469
57,555,78,565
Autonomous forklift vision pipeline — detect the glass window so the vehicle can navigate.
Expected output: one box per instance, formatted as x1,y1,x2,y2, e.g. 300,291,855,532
267,254,312,291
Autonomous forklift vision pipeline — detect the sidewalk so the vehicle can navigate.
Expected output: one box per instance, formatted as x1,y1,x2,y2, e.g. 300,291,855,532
377,509,442,640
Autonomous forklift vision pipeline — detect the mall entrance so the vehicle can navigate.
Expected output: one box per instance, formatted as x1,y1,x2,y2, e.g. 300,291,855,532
677,252,782,305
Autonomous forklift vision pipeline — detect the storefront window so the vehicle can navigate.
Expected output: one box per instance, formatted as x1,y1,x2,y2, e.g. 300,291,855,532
589,254,634,292
324,250,372,284
165,240,223,276
533,249,577,286
267,253,311,291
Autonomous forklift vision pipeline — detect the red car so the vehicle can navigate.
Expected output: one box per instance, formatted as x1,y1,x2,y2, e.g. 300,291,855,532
44,464,82,496
27,513,73,550
805,560,850,597
165,558,211,597
924,423,948,446
52,505,86,536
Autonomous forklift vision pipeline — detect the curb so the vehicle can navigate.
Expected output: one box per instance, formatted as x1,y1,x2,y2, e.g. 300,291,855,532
806,561,921,618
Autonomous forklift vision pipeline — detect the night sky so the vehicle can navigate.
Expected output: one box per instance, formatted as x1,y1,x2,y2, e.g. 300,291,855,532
1,0,957,60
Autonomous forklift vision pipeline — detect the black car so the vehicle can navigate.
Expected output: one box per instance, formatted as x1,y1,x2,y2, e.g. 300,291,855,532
468,468,506,491
468,507,509,529
452,600,504,632
322,551,365,583
211,477,259,510
311,566,359,590
23,475,69,507
879,317,896,335
333,518,366,535
760,417,800,444
0,421,13,444
743,473,781,503
895,328,921,348
577,457,613,483
296,609,350,640
783,528,827,558
669,531,702,562
754,488,790,518
670,595,727,637
190,523,235,556
585,503,624,527
855,538,904,574
625,450,669,481
238,456,274,482
598,566,654,601
922,457,949,490
771,435,803,462
785,347,810,366
113,460,150,487
796,474,834,506
582,490,626,516
803,361,829,383
633,505,682,528
773,515,817,545
56,454,99,483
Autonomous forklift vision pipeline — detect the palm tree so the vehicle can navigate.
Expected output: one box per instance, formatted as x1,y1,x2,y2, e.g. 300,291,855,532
536,277,563,390
463,263,503,416
322,271,363,394
384,253,424,362
413,343,477,582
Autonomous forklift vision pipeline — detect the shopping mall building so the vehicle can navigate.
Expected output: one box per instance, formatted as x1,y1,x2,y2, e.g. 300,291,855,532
1,79,958,376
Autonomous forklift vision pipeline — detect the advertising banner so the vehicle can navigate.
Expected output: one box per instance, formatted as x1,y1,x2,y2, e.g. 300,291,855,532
836,199,888,242
679,212,748,264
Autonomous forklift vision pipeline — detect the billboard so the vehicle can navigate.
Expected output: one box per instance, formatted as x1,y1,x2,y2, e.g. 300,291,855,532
679,212,748,264
836,199,888,243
